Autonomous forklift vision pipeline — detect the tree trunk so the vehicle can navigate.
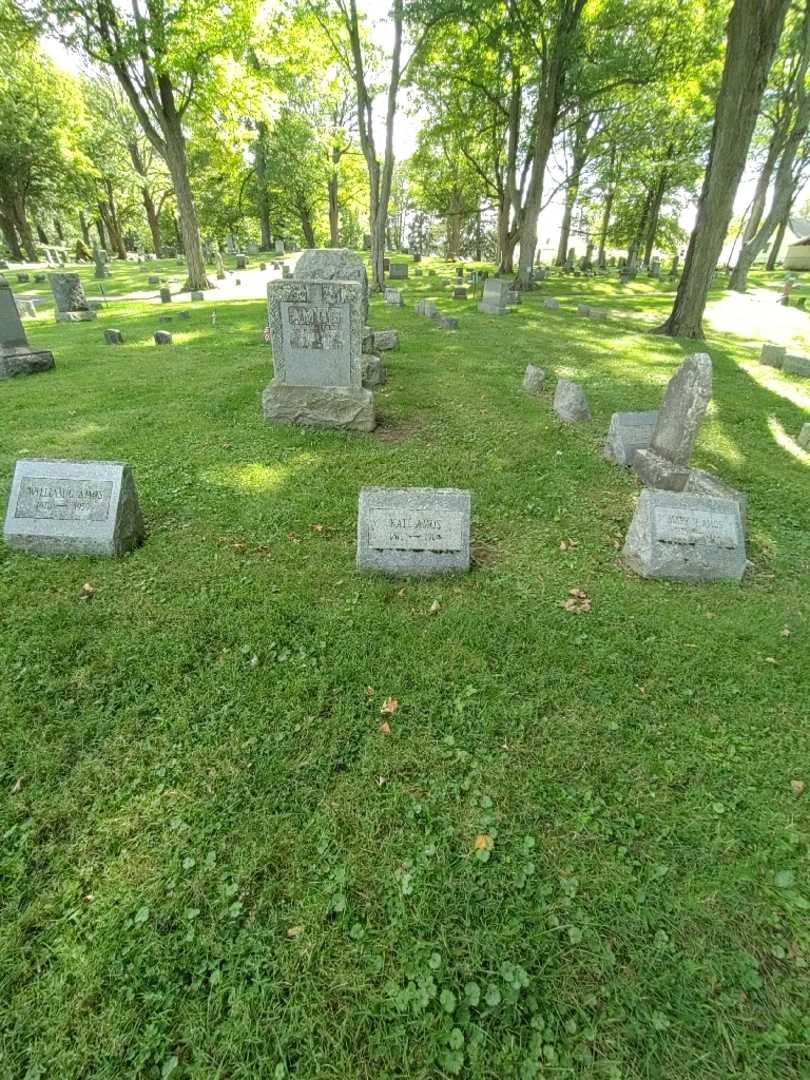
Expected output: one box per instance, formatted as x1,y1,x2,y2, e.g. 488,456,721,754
299,205,317,247
743,127,786,243
102,180,127,258
497,192,516,273
767,204,791,269
142,187,162,256
54,218,65,242
475,206,482,261
628,190,652,269
13,196,37,261
78,209,91,247
328,172,339,247
255,121,272,251
597,187,615,267
659,0,791,338
555,192,575,265
160,90,210,291
95,214,107,251
0,201,23,260
643,161,670,267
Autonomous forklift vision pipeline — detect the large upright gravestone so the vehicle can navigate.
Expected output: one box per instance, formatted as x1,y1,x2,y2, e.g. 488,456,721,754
478,278,511,315
357,487,472,575
633,353,712,491
4,459,145,556
49,273,97,322
262,278,375,431
294,248,369,324
0,275,55,379
623,489,745,582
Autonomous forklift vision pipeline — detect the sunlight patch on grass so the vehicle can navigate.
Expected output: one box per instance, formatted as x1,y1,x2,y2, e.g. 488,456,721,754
767,415,810,465
737,360,810,410
203,456,320,494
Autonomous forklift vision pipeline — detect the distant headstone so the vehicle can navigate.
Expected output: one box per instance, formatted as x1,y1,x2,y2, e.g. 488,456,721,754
0,274,55,379
190,291,204,301
669,254,680,278
415,299,439,318
4,459,145,557
543,298,560,310
177,311,190,321
16,299,36,319
356,487,472,576
623,489,745,581
783,353,810,379
553,379,591,422
295,248,369,323
384,288,404,307
478,279,510,315
160,287,172,304
412,252,422,264
604,411,659,466
414,267,423,277
522,365,545,393
236,253,248,270
275,239,285,255
49,273,96,322
383,258,391,272
362,356,387,388
372,330,399,351
104,329,124,345
34,273,47,283
215,251,226,281
453,287,468,300
389,263,408,280
262,278,374,431
154,330,173,345
798,422,810,450
148,275,160,285
565,248,576,271
588,307,607,321
760,343,786,368
17,273,30,283
633,353,712,491
507,290,521,305
577,303,591,316
0,260,8,269
281,266,291,279
260,261,266,271
247,243,259,255
93,247,110,279
437,316,459,330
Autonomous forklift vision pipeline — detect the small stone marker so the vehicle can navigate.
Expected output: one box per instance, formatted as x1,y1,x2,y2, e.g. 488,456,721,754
372,330,399,351
553,378,591,422
604,411,659,466
17,300,37,318
263,278,374,431
588,307,607,321
17,273,30,283
50,273,96,322
357,487,472,576
236,254,248,269
453,287,468,300
622,489,745,582
437,315,459,330
177,311,190,321
783,353,810,379
543,298,560,310
160,287,172,304
478,278,510,315
104,329,124,345
415,299,439,318
798,423,810,450
522,365,545,393
362,356,387,388
3,459,145,557
275,239,285,255
760,344,785,368
93,248,110,279
507,290,521,305
577,303,590,316
414,268,423,277
190,291,204,301
154,330,173,345
0,274,55,379
634,353,712,491
389,263,408,280
148,275,160,285
34,273,47,283
384,288,404,306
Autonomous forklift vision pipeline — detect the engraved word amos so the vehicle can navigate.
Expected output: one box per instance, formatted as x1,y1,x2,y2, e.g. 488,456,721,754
285,303,346,351
368,509,464,551
654,506,738,548
15,477,114,522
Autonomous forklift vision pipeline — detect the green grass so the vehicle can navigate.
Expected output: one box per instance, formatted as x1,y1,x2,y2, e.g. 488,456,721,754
1,257,809,1080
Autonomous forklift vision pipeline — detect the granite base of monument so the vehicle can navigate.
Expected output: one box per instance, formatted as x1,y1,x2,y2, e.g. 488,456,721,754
632,448,690,491
262,383,375,431
357,487,471,575
604,411,659,466
622,489,745,582
56,310,96,323
0,348,55,379
4,459,145,557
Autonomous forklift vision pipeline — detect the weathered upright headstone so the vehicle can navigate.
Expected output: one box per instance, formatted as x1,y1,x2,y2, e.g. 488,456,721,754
215,251,226,281
357,487,472,576
604,411,659,466
478,278,510,315
553,379,591,422
389,263,408,281
4,459,145,557
154,330,173,345
275,239,285,255
160,287,172,304
93,247,110,279
543,297,560,310
522,365,545,393
49,273,96,322
783,354,810,379
295,248,369,323
104,329,124,345
453,287,468,300
384,287,404,307
415,298,439,318
0,275,55,379
190,291,204,302
633,353,712,491
623,489,745,582
236,253,248,270
262,278,374,431
760,343,786,368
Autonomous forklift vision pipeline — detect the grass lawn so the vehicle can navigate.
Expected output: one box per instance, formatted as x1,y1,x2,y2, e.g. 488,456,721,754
1,257,809,1079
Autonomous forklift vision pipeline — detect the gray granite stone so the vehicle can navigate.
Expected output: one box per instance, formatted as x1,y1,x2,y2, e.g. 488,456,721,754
684,468,748,532
384,288,404,306
453,287,468,300
604,411,659,466
361,326,375,354
236,254,247,269
1,275,28,349
4,459,145,557
275,239,285,255
633,353,712,490
760,343,785,368
104,329,124,345
783,353,810,378
522,364,545,393
478,278,510,315
154,330,173,345
160,287,172,304
577,303,591,316
389,263,408,280
372,330,399,351
588,307,607,321
190,290,204,301
17,273,30,283
553,378,591,422
622,489,745,581
543,298,560,310
16,300,37,318
437,316,459,330
415,299,439,318
177,311,190,321
50,273,92,318
56,310,97,323
263,277,374,431
362,355,387,388
93,248,110,279
798,423,810,450
0,347,55,379
357,487,471,575
295,248,369,323
148,275,160,285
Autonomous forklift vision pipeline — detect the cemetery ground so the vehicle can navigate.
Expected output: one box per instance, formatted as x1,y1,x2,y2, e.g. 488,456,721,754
1,260,809,1080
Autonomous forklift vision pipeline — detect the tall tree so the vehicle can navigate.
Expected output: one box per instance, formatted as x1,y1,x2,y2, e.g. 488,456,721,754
658,0,791,338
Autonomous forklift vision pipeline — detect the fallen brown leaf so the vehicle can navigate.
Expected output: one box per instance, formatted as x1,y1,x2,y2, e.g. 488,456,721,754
791,779,805,797
381,697,399,716
560,588,591,613
286,925,304,939
310,523,325,534
379,721,391,734
80,582,96,599
429,599,441,615
232,542,247,554
473,833,492,851
10,777,23,794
